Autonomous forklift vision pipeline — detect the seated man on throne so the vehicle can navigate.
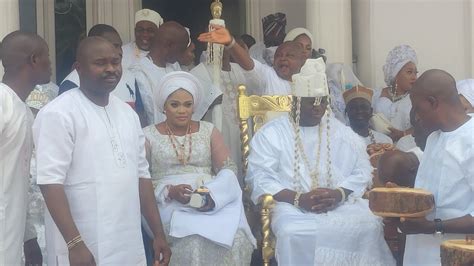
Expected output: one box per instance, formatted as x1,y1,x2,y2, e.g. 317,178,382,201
246,58,396,265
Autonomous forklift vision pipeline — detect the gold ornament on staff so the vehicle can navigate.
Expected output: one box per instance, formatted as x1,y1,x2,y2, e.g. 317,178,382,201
207,0,225,87
210,0,222,19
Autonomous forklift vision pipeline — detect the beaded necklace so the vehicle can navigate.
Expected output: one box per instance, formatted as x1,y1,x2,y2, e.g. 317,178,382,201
368,129,377,144
290,97,333,191
389,84,409,102
166,122,192,165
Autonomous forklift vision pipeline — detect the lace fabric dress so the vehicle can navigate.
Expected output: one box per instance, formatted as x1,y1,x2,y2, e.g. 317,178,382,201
144,121,255,266
372,88,412,131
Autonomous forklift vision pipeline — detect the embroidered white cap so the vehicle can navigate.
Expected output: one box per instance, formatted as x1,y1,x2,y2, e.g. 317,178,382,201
135,9,163,27
292,58,329,98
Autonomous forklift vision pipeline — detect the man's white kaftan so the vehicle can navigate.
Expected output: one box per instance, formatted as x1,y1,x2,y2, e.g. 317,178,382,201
246,115,396,266
404,116,474,266
34,88,149,265
0,83,34,265
122,41,148,71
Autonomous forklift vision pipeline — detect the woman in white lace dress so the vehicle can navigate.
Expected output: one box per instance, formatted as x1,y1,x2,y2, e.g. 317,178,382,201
373,44,418,142
143,71,256,265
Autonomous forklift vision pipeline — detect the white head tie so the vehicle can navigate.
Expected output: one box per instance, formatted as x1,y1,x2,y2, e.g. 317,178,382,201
382,44,418,86
154,71,202,114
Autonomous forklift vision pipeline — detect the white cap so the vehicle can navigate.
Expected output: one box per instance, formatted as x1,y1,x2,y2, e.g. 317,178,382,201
135,9,163,27
292,58,329,97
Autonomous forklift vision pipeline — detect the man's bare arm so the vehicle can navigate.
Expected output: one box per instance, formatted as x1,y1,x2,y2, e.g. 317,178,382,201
40,184,95,264
40,184,81,243
139,178,171,265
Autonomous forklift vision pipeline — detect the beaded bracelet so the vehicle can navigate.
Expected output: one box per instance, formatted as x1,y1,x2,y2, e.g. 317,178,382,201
67,235,83,250
293,192,302,207
225,37,236,49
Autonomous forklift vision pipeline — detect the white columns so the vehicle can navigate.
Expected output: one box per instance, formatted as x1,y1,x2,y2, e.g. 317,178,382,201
0,0,20,77
306,0,353,67
89,0,141,43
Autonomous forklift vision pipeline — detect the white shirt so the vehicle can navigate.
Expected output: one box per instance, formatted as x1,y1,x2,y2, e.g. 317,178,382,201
404,117,474,266
122,42,148,71
130,57,181,124
245,59,291,96
396,134,417,151
34,88,149,265
0,83,34,264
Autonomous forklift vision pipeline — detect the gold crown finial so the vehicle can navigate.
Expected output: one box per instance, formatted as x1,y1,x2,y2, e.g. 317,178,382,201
210,0,222,19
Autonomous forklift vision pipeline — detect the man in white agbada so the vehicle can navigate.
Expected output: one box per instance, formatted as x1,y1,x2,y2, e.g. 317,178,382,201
34,37,170,265
399,69,474,266
343,85,393,145
122,9,163,70
198,27,306,96
246,58,395,265
130,21,189,125
0,31,50,266
456,79,474,113
373,44,418,142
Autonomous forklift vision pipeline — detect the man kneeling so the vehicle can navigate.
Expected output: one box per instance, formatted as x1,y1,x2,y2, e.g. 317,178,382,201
246,58,395,265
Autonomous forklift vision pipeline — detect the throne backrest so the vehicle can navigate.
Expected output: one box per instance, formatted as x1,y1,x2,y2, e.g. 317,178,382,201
237,85,292,176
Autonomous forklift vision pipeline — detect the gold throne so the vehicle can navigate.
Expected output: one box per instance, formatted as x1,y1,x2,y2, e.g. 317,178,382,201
237,85,292,266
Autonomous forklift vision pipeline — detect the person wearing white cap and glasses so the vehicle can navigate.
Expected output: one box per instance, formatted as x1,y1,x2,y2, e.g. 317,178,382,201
143,71,256,265
122,9,164,70
373,44,419,143
246,58,395,265
456,79,474,113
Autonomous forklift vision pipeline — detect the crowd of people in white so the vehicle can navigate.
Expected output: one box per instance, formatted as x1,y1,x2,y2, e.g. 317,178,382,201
1,8,473,266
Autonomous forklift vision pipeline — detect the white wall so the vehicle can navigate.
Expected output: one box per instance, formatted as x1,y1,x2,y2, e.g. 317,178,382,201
307,0,352,66
353,0,474,88
0,0,20,78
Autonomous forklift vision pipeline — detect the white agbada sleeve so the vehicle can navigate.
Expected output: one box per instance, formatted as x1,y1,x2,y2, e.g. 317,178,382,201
242,59,269,95
33,109,74,185
137,120,151,180
246,127,287,204
336,137,373,198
